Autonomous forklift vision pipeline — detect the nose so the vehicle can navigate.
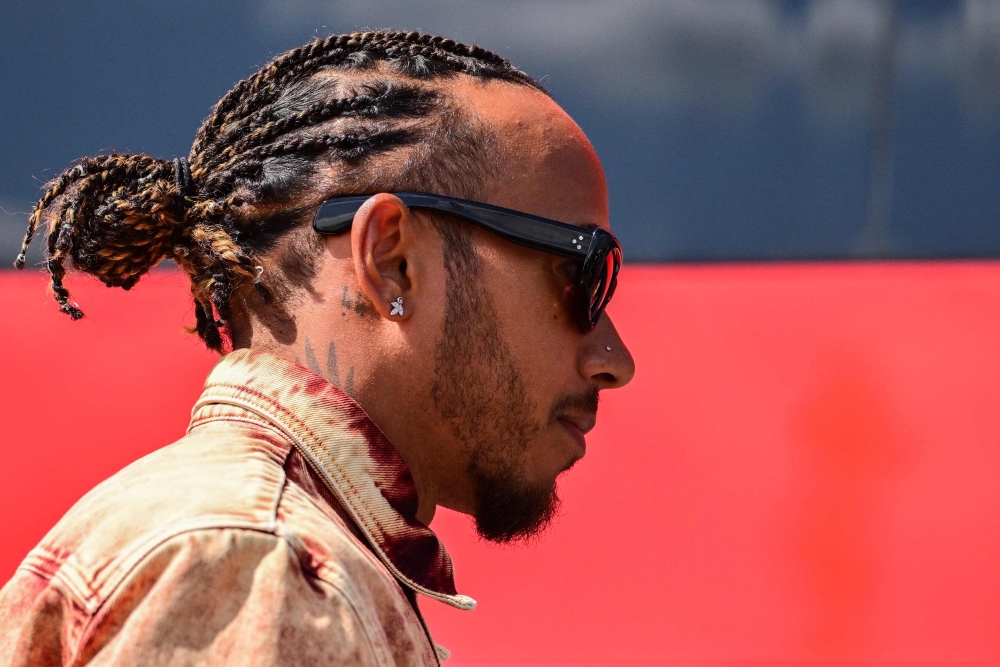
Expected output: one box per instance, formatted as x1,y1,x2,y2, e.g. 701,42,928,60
579,314,635,389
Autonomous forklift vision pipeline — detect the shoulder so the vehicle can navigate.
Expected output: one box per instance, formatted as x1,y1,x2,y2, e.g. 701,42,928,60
96,528,400,665
2,528,387,667
19,419,294,617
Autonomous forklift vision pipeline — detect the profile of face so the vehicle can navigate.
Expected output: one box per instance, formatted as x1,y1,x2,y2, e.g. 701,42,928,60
292,77,635,545
17,30,632,546
419,82,635,543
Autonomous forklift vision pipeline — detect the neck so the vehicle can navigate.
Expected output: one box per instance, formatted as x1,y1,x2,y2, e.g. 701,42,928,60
251,325,448,527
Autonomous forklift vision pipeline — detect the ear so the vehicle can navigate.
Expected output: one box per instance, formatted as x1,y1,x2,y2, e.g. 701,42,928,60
351,193,419,321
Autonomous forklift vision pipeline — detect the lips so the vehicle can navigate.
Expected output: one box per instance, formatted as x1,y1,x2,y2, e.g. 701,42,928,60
559,412,597,435
557,412,597,455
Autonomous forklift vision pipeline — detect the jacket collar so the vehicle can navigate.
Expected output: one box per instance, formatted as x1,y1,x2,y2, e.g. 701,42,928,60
191,348,475,611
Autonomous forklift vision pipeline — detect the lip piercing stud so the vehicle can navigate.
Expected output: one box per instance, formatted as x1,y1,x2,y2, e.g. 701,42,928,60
390,297,404,317
606,346,612,351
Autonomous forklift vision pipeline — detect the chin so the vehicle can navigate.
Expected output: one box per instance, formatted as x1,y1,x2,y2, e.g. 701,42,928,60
474,476,563,545
524,437,581,490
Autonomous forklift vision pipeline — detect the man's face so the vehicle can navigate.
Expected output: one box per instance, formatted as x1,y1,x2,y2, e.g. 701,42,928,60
429,82,635,542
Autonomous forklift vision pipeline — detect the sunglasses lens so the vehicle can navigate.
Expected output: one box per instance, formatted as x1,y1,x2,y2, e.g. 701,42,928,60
584,246,620,328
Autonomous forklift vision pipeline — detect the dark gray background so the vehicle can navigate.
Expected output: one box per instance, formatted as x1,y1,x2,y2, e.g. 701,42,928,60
2,0,997,264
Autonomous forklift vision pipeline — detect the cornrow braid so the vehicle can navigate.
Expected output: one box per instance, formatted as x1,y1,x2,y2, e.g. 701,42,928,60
200,83,437,176
16,30,544,352
204,128,420,196
191,31,540,174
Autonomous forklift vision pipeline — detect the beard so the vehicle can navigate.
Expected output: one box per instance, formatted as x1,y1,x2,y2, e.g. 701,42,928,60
430,244,561,544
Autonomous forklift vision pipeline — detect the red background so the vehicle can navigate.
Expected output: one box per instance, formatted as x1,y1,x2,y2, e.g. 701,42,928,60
2,263,999,665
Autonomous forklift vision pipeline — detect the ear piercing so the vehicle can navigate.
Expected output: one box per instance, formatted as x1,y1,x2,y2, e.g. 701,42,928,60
606,346,612,351
390,297,404,316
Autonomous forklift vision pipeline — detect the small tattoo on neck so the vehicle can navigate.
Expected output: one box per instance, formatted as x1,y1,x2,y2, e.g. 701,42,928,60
304,338,322,376
345,367,355,395
326,341,340,387
339,285,370,317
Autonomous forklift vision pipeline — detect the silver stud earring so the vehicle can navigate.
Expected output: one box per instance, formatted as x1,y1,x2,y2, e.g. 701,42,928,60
390,297,404,317
606,346,612,352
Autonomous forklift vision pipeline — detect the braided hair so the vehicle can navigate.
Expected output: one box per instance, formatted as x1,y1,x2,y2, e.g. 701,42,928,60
15,31,544,352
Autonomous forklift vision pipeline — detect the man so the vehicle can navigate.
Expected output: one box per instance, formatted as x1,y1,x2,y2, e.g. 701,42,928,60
1,31,634,665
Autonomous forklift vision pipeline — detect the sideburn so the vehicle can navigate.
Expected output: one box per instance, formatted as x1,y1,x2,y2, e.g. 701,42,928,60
430,220,558,543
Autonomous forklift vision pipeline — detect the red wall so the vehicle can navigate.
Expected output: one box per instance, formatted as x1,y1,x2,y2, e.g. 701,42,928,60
2,263,999,665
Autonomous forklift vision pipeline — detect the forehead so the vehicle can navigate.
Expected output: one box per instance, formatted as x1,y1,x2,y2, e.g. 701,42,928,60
449,79,610,232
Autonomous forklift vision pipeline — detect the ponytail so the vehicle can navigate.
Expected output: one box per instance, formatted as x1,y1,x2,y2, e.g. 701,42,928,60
16,153,254,351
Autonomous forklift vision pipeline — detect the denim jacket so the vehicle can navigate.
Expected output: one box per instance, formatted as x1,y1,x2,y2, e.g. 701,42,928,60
0,349,473,665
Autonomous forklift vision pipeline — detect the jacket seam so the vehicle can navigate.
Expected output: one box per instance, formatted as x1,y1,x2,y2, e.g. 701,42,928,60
190,413,294,546
19,551,94,612
72,526,390,667
16,561,54,582
274,519,397,666
55,517,281,618
71,525,279,663
193,392,400,555
278,481,387,576
19,549,64,580
187,413,291,441
276,488,437,665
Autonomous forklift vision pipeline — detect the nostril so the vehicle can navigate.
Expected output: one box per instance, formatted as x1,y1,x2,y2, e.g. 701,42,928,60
593,372,615,385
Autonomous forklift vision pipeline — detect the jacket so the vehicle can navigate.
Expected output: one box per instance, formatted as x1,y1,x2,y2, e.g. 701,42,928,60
0,349,474,665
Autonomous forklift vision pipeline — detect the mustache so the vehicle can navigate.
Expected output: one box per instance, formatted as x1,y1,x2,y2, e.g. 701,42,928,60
548,387,600,421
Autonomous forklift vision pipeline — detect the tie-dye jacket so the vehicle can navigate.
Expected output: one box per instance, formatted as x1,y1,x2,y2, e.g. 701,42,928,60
0,349,473,666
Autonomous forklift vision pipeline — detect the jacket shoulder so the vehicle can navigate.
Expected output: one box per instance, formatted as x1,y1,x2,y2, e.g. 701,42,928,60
20,418,293,615
2,528,389,667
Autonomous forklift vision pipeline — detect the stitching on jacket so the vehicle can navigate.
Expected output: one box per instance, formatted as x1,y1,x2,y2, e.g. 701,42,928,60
19,549,63,579
71,527,391,667
17,561,54,581
19,550,98,612
274,523,396,667
57,516,281,618
277,476,388,577
187,413,289,441
275,478,428,638
276,463,442,664
69,525,275,662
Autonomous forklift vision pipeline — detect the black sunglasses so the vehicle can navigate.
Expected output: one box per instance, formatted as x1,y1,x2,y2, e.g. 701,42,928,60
312,192,622,331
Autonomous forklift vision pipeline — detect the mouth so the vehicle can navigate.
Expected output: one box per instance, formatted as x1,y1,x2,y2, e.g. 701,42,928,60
557,412,597,456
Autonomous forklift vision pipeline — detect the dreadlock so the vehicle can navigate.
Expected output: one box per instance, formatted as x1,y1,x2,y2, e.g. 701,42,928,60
15,30,544,352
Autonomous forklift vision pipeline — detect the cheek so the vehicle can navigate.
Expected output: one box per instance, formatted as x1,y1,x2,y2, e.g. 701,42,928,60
483,255,579,407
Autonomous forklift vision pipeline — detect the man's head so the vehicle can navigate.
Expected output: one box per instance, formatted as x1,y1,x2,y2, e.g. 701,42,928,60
18,31,635,542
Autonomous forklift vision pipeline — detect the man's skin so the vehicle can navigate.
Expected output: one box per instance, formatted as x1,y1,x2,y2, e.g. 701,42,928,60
244,78,635,527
